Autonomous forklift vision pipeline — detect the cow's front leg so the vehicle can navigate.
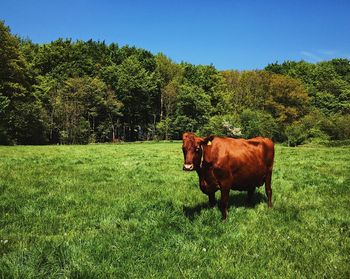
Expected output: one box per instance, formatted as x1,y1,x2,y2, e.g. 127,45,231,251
208,192,216,207
220,188,230,220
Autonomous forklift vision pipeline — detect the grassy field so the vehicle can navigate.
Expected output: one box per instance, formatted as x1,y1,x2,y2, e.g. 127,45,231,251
0,142,349,278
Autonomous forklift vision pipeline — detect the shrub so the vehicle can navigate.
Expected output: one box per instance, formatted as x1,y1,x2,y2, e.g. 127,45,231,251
285,122,307,146
156,118,173,140
331,114,350,140
201,114,241,137
289,110,350,145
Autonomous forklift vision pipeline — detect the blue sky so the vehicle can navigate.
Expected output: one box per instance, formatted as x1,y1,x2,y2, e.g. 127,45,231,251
1,0,349,70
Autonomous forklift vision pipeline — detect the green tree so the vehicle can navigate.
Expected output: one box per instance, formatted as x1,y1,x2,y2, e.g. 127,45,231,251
220,70,271,114
266,73,310,125
173,84,211,136
0,21,47,144
46,76,122,144
155,54,183,120
265,59,350,115
115,56,160,140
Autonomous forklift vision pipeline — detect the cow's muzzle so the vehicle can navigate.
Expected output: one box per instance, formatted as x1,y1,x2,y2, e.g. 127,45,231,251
183,164,194,171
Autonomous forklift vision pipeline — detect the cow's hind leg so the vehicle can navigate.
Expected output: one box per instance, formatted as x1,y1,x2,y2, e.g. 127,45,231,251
208,192,216,207
246,187,255,206
220,188,230,220
265,170,273,208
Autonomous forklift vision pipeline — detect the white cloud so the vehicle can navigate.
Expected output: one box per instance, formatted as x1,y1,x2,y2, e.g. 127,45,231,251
300,49,349,62
300,51,322,61
318,49,337,56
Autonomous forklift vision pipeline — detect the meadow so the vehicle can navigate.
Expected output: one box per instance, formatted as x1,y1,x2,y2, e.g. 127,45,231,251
0,142,349,278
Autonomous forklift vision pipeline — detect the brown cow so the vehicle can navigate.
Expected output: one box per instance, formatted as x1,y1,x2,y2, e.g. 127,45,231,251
182,132,274,219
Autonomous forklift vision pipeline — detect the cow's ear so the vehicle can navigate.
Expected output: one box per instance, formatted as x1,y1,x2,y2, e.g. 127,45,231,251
202,135,215,146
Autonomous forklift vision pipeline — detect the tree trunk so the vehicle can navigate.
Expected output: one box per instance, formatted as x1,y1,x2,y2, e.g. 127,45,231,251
160,91,164,120
112,124,115,142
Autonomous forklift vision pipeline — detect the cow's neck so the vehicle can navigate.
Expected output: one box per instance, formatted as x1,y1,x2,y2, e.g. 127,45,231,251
200,145,205,168
195,167,203,181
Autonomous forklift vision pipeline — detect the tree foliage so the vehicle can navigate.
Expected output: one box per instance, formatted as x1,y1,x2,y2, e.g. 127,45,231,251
0,21,46,144
1,20,349,144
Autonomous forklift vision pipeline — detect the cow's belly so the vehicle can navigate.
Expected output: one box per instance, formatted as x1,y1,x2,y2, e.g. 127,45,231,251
231,166,266,190
211,155,268,191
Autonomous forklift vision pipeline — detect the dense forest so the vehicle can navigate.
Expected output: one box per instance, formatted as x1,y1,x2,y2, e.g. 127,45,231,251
1,21,349,145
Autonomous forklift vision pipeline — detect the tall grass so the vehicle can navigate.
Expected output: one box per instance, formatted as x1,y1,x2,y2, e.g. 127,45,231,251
1,143,349,278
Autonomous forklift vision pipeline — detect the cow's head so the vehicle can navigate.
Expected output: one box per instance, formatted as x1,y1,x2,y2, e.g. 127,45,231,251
182,132,204,171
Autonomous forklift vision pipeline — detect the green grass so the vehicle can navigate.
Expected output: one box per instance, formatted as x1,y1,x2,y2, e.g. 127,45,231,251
1,142,349,278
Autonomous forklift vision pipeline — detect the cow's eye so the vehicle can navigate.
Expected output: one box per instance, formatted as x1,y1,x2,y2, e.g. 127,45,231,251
195,147,200,151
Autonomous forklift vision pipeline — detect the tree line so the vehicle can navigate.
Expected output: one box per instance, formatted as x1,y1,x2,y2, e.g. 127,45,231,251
1,21,349,145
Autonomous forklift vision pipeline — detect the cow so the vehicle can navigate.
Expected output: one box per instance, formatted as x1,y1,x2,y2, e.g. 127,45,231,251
182,132,274,219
